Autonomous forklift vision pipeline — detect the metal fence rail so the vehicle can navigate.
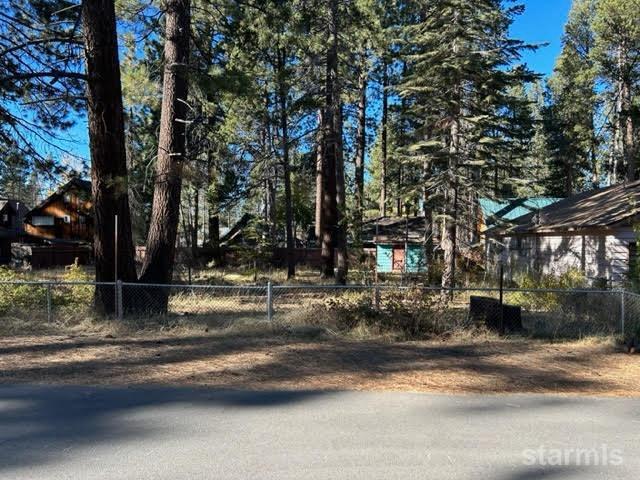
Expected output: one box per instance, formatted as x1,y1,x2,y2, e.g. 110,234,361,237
0,280,637,338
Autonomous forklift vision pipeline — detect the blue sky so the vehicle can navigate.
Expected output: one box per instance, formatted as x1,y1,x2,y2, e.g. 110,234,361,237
512,0,573,75
59,0,575,163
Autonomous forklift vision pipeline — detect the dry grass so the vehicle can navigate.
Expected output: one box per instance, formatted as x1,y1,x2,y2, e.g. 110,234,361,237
0,327,637,397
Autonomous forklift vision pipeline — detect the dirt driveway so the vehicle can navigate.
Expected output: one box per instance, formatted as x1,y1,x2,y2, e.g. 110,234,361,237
0,331,637,397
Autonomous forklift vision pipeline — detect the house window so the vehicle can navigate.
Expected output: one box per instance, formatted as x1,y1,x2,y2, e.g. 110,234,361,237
78,215,86,225
63,215,71,224
64,194,72,204
32,216,55,226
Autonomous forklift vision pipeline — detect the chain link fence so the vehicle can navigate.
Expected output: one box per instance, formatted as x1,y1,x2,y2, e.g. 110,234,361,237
0,280,112,325
0,280,636,338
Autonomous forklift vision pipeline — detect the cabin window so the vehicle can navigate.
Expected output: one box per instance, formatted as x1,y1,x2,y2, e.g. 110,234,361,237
78,215,86,225
63,215,71,224
1,214,8,223
32,216,55,226
64,194,72,204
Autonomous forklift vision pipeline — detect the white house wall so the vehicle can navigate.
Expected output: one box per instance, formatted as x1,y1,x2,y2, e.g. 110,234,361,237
489,228,635,283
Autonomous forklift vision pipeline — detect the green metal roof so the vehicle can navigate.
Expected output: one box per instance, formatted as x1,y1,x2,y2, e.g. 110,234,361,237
479,197,562,228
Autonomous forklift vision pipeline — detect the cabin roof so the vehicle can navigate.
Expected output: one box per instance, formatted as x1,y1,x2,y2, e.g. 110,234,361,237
0,199,30,215
25,178,91,219
361,216,427,243
488,180,640,236
220,213,254,246
479,197,562,229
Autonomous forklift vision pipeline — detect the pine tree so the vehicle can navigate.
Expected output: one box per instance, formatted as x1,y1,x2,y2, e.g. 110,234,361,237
546,0,600,194
139,0,191,294
593,0,640,182
0,0,85,174
397,0,535,289
83,0,138,313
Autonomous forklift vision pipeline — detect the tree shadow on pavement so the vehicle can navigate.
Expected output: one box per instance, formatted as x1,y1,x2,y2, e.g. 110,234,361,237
0,385,332,473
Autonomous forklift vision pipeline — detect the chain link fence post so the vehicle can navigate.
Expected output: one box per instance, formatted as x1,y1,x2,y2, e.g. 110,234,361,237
620,289,625,337
267,281,273,321
116,280,123,321
46,282,52,323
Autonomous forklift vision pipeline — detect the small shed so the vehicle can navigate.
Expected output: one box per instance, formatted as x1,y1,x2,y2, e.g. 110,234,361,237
361,217,428,273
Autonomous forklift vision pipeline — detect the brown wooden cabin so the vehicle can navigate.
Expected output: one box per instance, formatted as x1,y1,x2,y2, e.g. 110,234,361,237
24,178,93,243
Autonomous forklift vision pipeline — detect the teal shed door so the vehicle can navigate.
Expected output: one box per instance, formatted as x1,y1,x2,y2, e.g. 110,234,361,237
406,244,427,272
376,245,393,273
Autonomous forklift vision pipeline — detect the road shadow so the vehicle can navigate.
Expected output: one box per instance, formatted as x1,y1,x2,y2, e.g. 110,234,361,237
0,385,333,472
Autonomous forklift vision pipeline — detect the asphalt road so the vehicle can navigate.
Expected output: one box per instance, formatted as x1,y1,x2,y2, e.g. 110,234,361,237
0,385,638,479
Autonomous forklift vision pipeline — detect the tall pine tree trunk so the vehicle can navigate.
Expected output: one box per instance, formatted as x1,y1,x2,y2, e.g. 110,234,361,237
314,110,324,242
261,93,278,244
379,60,388,217
191,187,199,259
422,158,434,283
613,44,637,183
82,0,137,315
139,0,190,299
335,104,348,284
354,70,367,234
622,79,636,181
396,164,403,216
441,25,460,293
208,212,221,263
206,154,222,266
441,180,458,291
613,88,624,184
278,48,295,279
564,156,574,196
321,0,340,279
590,111,599,188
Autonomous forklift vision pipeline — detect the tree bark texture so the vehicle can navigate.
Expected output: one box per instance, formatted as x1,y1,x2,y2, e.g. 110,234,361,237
314,109,324,241
354,70,367,232
380,60,388,217
335,104,348,284
82,0,137,314
139,0,191,295
278,48,295,279
441,26,460,292
321,0,340,279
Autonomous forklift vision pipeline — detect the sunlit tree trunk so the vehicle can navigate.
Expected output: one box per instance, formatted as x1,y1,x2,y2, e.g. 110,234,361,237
354,70,367,233
314,110,324,242
139,0,191,298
